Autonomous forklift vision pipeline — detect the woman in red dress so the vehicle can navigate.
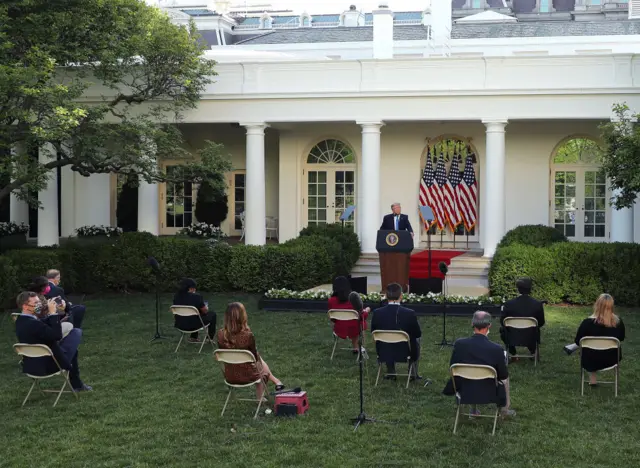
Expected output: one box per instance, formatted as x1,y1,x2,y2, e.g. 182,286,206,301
327,276,370,353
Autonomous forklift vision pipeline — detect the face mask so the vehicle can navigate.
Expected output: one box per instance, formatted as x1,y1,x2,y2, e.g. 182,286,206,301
43,285,51,295
34,303,43,314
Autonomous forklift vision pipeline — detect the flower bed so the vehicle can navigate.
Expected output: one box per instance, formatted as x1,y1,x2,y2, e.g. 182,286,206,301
260,289,505,316
75,225,123,237
180,222,227,239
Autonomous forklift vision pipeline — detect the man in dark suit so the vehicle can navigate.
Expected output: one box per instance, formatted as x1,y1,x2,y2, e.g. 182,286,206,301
15,291,92,392
45,269,86,329
370,283,422,380
380,203,414,238
443,311,515,417
500,277,545,356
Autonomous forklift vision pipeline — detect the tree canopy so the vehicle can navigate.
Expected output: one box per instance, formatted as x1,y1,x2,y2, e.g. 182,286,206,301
600,103,640,209
0,0,228,206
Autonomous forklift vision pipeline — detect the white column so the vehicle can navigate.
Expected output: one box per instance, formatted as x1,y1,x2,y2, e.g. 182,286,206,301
241,123,268,245
9,145,29,226
75,173,111,228
60,166,76,237
37,144,59,246
357,121,384,253
481,120,508,257
138,178,159,235
610,188,634,242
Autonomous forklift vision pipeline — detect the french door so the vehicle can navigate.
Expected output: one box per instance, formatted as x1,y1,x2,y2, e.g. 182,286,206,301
552,167,608,242
305,168,356,230
160,164,196,235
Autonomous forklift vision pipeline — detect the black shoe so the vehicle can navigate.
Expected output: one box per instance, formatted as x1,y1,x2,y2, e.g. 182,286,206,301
72,384,93,393
383,375,397,381
410,375,423,381
563,345,575,355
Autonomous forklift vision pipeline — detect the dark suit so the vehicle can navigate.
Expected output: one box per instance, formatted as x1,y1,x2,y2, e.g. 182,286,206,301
500,294,545,355
15,314,83,388
45,282,86,328
380,213,413,233
371,303,421,373
443,334,508,407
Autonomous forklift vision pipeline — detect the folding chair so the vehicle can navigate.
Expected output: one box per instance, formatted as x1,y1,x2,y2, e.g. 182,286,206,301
580,336,621,397
372,330,414,389
213,349,266,419
13,344,79,407
328,309,363,361
450,364,500,436
503,317,539,366
170,306,215,354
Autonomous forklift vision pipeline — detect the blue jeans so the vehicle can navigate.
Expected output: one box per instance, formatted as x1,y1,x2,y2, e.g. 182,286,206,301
59,328,83,388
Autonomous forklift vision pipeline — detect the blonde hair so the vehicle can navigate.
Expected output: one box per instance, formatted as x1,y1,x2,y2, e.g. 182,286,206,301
591,293,619,328
222,302,249,344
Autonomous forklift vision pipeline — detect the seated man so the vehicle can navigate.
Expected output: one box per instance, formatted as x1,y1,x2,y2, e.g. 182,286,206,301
45,269,86,329
15,291,92,392
500,277,545,357
443,311,515,417
370,283,422,380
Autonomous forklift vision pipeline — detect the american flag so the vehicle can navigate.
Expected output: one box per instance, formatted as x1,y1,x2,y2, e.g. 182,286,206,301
418,148,446,230
458,151,478,231
432,152,449,230
444,153,463,230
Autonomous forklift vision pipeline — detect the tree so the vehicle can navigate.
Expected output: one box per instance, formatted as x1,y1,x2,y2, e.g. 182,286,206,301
600,103,640,209
0,0,225,207
194,141,232,226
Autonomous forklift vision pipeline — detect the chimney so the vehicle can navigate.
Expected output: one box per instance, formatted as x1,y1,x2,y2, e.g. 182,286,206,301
341,5,365,27
428,0,452,46
373,4,393,60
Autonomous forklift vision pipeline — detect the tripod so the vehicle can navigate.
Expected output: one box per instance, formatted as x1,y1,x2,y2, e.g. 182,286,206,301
350,312,385,431
148,258,167,343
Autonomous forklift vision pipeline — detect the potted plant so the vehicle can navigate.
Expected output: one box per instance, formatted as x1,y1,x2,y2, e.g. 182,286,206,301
0,221,29,252
179,222,228,241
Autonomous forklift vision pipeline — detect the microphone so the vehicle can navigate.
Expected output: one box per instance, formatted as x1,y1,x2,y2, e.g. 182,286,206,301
348,291,364,312
438,261,448,275
147,256,160,273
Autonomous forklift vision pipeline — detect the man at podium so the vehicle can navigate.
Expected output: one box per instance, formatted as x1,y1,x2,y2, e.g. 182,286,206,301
380,202,414,238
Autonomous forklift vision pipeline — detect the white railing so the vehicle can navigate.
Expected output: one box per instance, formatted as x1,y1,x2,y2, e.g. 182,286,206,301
235,19,420,30
235,23,260,30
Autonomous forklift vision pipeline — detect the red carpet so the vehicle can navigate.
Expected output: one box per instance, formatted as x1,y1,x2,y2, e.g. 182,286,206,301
409,250,465,279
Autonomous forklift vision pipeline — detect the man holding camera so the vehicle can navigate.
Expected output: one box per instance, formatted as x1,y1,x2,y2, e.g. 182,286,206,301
45,269,87,329
15,291,92,392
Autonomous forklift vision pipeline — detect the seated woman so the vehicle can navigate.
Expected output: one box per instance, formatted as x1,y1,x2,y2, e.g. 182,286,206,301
172,278,216,343
327,276,370,353
217,302,284,400
575,293,625,386
27,276,73,337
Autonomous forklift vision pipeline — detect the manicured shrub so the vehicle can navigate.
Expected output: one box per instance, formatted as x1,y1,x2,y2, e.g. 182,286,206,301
4,248,61,290
0,256,18,309
299,223,361,275
227,245,267,293
497,224,567,249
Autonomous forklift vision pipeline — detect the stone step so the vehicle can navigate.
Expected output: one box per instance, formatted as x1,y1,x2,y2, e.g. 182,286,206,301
445,252,491,297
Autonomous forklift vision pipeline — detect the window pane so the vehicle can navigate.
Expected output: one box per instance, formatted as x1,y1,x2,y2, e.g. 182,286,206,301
585,198,594,210
566,185,576,197
566,225,575,237
584,225,594,237
595,225,605,237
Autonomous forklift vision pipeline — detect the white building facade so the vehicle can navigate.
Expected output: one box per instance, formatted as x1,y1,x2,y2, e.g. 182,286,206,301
7,0,640,258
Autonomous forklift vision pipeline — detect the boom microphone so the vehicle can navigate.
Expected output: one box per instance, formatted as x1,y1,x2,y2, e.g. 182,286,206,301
438,261,448,275
349,291,364,312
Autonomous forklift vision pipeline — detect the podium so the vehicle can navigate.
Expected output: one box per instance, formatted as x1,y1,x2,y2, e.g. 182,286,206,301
376,230,414,293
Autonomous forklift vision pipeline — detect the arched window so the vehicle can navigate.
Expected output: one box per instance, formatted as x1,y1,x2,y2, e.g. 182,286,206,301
301,14,311,27
260,14,272,29
551,137,606,241
307,139,354,164
304,139,356,230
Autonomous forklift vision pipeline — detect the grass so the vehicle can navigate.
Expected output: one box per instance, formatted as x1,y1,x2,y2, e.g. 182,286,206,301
0,294,637,468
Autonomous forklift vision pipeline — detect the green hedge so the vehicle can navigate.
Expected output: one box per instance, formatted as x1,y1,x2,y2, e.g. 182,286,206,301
489,240,640,306
497,224,567,249
0,226,361,309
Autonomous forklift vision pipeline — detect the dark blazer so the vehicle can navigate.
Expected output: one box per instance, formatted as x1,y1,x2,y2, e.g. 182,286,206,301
500,294,546,346
575,317,625,372
380,213,413,233
15,314,71,376
443,334,508,405
371,304,421,362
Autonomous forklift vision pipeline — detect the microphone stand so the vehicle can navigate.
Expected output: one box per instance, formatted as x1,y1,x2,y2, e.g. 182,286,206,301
149,268,167,344
350,308,384,431
436,266,453,349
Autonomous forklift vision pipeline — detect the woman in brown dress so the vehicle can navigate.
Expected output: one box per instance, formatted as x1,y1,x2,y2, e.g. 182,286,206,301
217,302,285,399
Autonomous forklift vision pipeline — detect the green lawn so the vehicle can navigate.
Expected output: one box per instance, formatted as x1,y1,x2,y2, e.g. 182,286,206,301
0,294,637,468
